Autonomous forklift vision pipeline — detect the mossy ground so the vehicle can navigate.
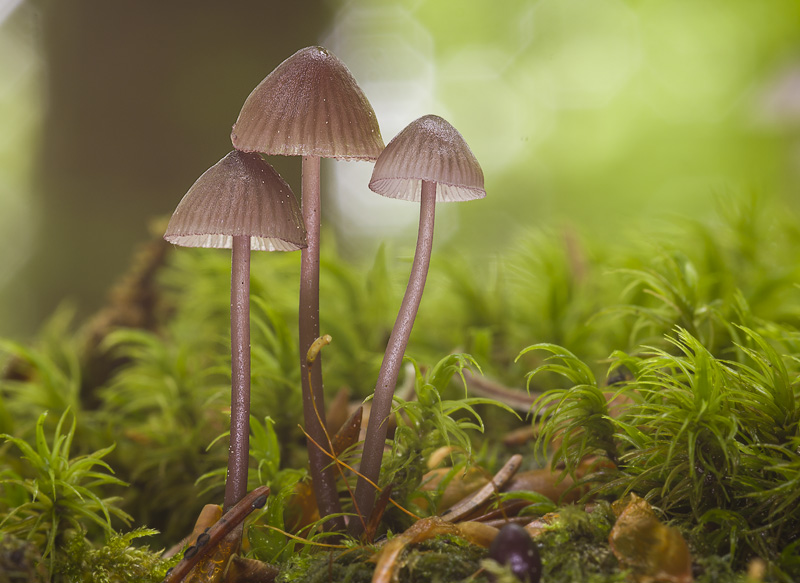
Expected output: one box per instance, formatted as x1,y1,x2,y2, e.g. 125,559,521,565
2,193,800,581
276,537,489,583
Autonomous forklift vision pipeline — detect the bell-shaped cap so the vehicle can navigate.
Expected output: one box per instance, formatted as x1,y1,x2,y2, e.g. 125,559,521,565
369,115,485,203
231,46,384,160
164,150,307,251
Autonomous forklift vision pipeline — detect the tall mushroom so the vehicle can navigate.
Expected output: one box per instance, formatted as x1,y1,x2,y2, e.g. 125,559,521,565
164,150,306,512
351,115,486,534
231,46,384,526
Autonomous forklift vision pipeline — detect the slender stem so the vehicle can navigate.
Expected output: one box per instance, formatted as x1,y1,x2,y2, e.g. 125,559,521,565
299,155,345,530
350,180,437,536
225,235,251,512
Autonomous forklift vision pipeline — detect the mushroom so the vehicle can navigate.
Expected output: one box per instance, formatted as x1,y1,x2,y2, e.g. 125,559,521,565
231,46,384,526
164,150,306,511
351,115,485,534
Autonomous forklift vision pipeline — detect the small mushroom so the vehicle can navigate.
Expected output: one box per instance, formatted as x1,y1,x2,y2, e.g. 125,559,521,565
231,46,383,527
351,115,485,534
164,151,305,512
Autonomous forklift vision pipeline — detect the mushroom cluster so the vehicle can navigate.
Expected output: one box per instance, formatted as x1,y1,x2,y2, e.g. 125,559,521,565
163,46,486,541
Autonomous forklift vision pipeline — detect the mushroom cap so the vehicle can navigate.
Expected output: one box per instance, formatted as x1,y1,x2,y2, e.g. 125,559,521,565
164,150,307,251
368,114,485,203
231,46,384,160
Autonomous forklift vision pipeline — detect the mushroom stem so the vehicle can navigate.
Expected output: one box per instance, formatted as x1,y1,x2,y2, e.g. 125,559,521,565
351,179,437,535
225,234,251,512
299,155,345,529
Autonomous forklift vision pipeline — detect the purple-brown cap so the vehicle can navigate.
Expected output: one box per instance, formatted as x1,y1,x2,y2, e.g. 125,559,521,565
369,115,485,202
231,46,384,160
164,150,307,251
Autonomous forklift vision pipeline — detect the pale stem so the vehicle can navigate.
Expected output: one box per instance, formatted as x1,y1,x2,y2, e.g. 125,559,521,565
299,155,345,530
350,179,437,535
225,234,251,512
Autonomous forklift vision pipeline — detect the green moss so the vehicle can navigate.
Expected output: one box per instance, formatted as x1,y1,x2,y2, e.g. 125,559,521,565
276,535,490,583
53,528,176,583
534,504,627,583
692,555,742,583
276,547,374,583
397,535,489,583
6,192,800,580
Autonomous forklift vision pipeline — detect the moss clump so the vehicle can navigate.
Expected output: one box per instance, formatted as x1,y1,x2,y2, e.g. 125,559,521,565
692,555,742,583
53,528,175,583
276,547,374,583
276,535,490,583
535,504,627,583
529,503,764,582
397,535,490,583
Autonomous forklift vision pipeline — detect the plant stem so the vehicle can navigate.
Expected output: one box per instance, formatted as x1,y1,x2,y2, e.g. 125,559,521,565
351,179,437,536
299,155,344,530
225,234,251,512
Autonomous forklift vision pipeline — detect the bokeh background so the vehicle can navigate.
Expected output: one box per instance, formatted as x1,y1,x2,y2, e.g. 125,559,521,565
1,0,799,338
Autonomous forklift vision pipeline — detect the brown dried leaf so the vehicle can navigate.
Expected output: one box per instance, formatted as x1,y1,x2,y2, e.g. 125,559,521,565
609,495,693,583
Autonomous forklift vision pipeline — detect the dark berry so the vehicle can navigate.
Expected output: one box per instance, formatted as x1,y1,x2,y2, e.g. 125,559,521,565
488,523,542,583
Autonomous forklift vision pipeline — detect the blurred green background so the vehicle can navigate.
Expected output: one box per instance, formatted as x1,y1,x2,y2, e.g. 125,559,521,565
1,0,799,338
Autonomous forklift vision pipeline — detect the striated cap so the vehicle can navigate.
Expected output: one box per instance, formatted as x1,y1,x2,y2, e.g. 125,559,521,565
231,46,384,160
369,115,485,203
164,150,307,251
